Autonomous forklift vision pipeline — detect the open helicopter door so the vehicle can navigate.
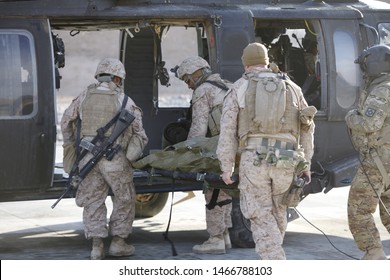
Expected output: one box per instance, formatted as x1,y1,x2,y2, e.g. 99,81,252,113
120,26,198,152
0,18,56,196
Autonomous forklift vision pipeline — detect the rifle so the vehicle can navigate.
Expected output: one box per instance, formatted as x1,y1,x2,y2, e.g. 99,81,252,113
51,109,135,209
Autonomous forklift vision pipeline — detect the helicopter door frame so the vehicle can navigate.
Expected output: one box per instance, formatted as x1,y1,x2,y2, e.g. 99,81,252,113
0,18,56,196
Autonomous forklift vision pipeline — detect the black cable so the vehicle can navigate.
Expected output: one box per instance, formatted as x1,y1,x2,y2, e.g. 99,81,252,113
293,207,359,260
162,192,178,256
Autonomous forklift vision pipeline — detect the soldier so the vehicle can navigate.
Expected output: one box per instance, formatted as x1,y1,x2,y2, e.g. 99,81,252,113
61,58,148,260
176,56,233,254
345,44,390,260
217,43,315,259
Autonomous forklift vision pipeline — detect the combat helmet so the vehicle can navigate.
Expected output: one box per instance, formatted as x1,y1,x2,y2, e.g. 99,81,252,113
355,44,390,77
94,58,126,81
177,56,211,80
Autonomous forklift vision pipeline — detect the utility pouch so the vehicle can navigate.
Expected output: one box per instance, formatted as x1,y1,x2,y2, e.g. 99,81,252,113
275,149,296,169
282,177,306,207
282,187,303,207
208,104,222,137
63,143,77,174
255,147,297,168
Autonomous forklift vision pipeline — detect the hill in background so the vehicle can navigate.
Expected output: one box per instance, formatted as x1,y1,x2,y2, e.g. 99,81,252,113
55,28,196,102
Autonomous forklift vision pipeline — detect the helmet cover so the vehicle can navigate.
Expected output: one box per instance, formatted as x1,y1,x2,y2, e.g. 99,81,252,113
94,58,126,80
177,56,210,80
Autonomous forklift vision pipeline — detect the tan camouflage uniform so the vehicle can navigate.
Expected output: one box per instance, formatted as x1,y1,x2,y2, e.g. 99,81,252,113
345,74,390,258
188,73,233,239
61,83,148,240
217,63,314,259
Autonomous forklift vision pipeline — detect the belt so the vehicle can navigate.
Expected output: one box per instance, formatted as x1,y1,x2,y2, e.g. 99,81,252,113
246,137,296,151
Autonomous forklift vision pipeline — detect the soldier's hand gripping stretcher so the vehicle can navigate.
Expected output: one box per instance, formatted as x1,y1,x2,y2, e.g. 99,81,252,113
221,171,237,185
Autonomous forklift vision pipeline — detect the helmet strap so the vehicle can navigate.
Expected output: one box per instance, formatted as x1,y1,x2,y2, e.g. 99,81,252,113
108,80,122,92
192,68,211,89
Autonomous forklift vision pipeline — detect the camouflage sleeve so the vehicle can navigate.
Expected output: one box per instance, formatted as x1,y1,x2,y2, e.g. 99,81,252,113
187,87,210,139
345,86,390,133
216,89,239,173
296,85,315,164
300,116,315,163
60,95,82,146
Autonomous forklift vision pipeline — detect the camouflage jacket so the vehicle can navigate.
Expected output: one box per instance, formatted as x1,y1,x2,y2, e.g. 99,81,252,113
345,74,390,156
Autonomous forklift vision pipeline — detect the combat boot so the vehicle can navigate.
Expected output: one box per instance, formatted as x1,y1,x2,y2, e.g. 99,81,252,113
223,229,232,249
108,236,135,257
192,235,225,254
91,238,105,260
361,247,387,260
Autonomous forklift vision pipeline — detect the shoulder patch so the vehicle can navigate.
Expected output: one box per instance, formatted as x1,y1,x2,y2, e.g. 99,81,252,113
365,108,376,117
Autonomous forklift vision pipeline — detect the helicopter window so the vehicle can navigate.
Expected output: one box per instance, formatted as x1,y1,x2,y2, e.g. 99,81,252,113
333,29,359,109
254,20,321,109
378,23,390,46
158,26,200,108
0,30,37,118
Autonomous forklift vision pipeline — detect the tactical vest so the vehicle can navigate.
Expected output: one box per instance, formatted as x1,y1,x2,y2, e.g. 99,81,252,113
80,84,121,138
238,72,300,148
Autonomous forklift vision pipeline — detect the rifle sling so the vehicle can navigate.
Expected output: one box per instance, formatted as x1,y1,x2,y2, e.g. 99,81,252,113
203,80,229,91
370,148,390,189
206,188,232,210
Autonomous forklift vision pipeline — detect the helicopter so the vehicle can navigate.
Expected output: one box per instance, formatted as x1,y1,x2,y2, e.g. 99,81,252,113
1,0,390,248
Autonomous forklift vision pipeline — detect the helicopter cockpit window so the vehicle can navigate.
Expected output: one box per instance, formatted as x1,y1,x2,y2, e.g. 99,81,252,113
378,23,390,46
333,29,359,109
0,30,37,118
254,20,321,110
158,26,200,108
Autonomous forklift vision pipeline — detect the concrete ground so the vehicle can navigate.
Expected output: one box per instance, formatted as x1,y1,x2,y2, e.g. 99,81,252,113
0,186,389,260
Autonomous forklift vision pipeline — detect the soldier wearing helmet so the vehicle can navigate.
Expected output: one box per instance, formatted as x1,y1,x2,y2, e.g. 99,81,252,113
61,58,148,259
217,43,315,259
345,44,390,260
177,56,233,255
94,57,126,83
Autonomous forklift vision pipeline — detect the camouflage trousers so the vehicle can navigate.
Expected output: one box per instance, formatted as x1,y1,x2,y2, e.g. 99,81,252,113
75,151,136,240
348,163,390,252
205,188,232,236
238,150,295,260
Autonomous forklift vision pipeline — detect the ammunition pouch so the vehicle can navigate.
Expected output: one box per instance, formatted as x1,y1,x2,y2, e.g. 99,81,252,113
63,142,77,174
246,137,304,169
208,104,222,137
254,147,297,169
